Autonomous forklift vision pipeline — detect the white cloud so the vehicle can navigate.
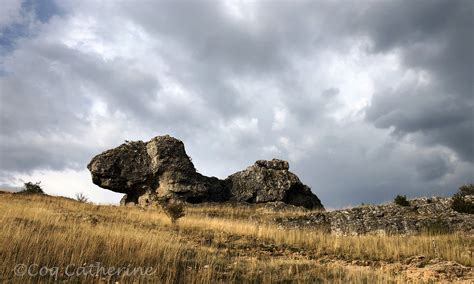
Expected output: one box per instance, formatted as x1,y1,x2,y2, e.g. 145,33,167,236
272,106,287,130
15,169,123,204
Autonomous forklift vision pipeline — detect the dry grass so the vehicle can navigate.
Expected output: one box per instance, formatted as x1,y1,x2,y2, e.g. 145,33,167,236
0,193,472,283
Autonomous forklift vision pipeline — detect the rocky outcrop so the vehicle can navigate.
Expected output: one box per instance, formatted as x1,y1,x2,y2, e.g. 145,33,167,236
273,197,474,235
87,135,323,209
87,136,228,205
226,160,323,209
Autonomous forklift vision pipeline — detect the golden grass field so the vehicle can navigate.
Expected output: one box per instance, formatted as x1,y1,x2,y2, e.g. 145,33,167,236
0,192,472,283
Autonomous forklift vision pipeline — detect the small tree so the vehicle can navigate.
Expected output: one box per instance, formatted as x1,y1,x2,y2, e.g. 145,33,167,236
18,181,44,194
158,198,186,225
451,184,473,214
394,194,410,206
75,192,89,203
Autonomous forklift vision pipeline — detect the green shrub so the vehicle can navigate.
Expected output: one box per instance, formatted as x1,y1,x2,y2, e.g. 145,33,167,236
17,181,44,194
394,194,410,206
458,184,474,196
451,184,473,214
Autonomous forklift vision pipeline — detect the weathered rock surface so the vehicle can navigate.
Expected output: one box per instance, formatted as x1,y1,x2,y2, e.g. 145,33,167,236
88,135,323,209
226,160,323,209
273,196,474,235
88,136,228,205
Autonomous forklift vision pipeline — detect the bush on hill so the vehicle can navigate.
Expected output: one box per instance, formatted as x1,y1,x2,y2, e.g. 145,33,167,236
394,194,410,206
17,181,44,194
451,184,473,214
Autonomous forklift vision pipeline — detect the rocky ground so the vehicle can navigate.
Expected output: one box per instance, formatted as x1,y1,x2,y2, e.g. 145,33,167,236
273,196,474,235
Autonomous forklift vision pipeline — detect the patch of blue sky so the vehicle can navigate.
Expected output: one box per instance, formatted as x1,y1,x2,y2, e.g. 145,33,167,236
0,0,64,75
22,0,63,23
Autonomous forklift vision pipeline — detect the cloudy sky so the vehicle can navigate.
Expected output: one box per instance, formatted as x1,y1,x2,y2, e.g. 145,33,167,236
0,0,472,208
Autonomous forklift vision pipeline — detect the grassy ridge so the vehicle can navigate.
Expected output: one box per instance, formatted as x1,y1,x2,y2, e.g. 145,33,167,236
0,193,472,283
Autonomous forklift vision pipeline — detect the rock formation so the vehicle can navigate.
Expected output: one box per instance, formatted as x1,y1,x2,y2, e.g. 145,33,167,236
87,136,227,205
273,197,474,235
87,135,324,209
226,160,322,209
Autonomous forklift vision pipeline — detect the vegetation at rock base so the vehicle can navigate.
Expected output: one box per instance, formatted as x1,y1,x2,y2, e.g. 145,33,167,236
0,193,472,283
451,184,474,214
75,192,89,203
16,181,44,194
394,194,410,206
158,198,186,224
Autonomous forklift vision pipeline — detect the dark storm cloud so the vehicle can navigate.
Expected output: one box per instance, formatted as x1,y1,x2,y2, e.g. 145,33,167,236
118,1,293,120
0,137,95,173
118,2,270,119
123,1,289,73
366,84,474,161
0,44,90,135
415,154,451,182
362,0,474,161
118,0,361,120
360,0,473,97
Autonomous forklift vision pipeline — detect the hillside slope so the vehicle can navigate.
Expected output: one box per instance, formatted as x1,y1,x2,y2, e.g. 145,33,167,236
0,193,472,283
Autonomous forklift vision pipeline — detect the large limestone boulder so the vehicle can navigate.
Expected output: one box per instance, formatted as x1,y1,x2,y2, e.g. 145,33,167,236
87,135,324,209
226,159,324,209
87,135,227,205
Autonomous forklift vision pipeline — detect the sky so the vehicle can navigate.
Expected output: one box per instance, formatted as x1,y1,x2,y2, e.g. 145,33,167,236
0,0,472,208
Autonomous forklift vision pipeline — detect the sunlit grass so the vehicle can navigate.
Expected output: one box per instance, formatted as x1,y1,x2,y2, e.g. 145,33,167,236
0,193,471,283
